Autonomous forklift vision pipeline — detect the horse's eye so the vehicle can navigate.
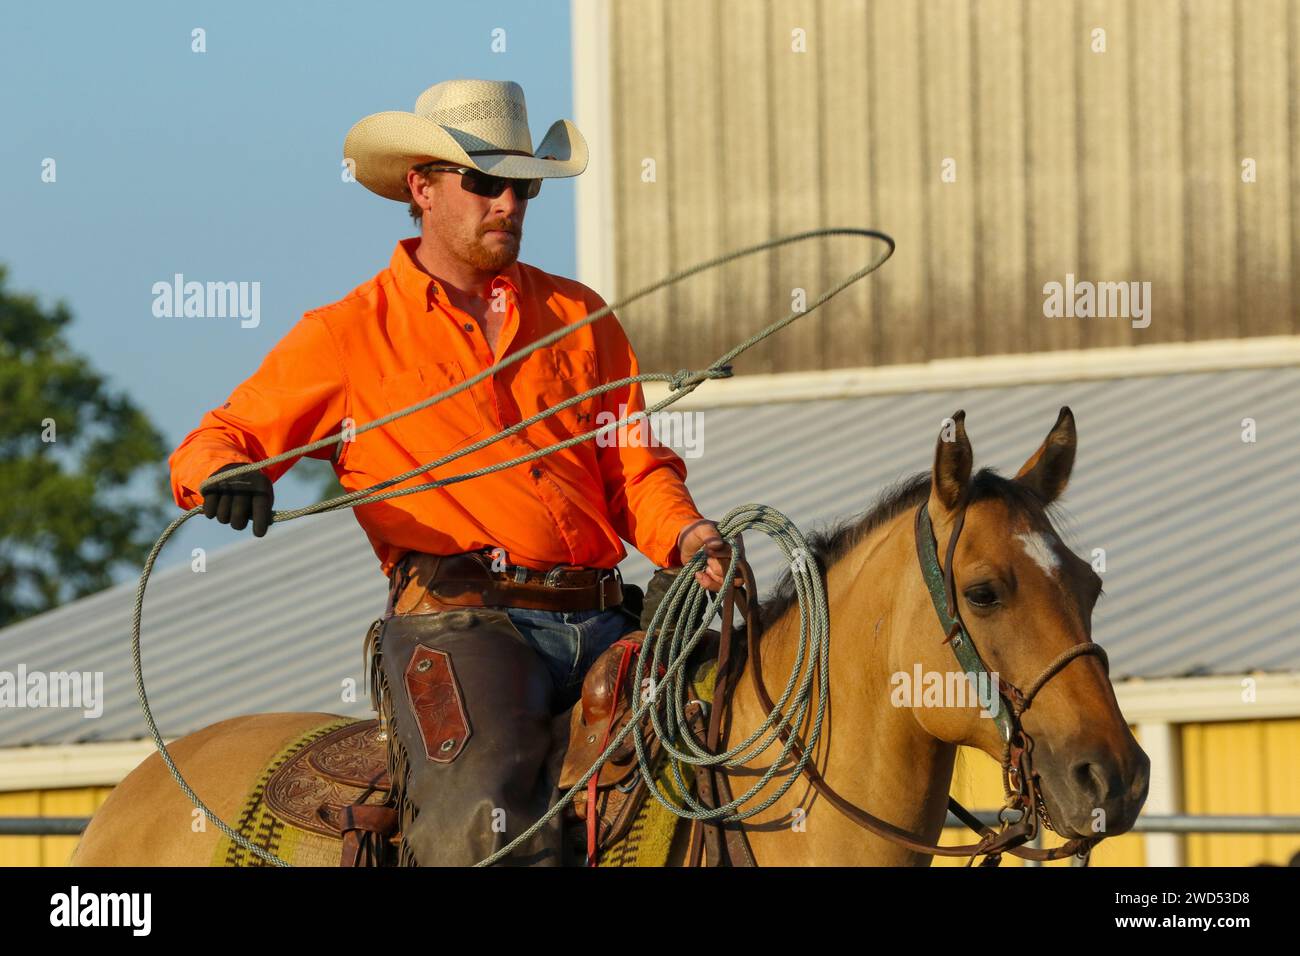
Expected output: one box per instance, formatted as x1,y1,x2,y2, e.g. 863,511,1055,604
964,586,999,608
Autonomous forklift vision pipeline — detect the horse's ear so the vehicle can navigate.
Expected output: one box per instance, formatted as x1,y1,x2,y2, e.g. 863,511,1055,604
1014,406,1077,504
931,410,972,513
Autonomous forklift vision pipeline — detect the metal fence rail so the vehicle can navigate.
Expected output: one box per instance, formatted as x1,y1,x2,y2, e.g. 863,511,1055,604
6,813,1300,838
943,812,1300,834
0,817,88,836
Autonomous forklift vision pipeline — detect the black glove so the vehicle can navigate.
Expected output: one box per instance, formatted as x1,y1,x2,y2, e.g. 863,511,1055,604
201,462,274,537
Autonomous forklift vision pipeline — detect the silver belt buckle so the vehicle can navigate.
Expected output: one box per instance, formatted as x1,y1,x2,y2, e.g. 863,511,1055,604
599,566,622,611
543,564,618,609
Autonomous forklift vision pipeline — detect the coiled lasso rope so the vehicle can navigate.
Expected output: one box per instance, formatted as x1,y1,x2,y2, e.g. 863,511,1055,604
130,227,894,866
476,503,827,866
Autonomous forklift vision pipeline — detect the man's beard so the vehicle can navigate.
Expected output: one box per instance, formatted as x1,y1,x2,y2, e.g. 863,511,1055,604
456,224,520,271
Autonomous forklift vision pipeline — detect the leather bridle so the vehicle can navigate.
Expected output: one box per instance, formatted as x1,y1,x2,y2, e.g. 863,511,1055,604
700,497,1110,865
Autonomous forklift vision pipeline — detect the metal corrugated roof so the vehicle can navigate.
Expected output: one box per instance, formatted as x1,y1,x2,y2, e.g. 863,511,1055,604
0,507,388,749
2,366,1297,748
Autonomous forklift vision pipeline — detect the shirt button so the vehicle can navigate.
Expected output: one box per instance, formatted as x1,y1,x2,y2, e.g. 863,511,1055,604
530,467,542,478
463,322,473,331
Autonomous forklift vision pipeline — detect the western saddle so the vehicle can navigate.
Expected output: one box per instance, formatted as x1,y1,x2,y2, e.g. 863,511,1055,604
263,567,754,866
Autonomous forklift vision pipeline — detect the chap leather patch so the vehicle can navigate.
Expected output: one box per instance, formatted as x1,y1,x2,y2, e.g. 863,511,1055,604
402,646,471,763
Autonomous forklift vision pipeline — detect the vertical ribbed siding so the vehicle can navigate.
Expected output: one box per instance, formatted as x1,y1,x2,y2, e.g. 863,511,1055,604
1237,0,1295,337
1078,0,1136,352
821,0,878,368
1131,0,1187,346
1183,719,1300,865
607,0,1300,374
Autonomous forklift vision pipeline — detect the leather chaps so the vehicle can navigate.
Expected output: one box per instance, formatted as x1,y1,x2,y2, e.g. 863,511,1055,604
368,606,570,866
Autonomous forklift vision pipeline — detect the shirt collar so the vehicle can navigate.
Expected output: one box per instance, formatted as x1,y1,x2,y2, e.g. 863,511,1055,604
391,237,523,311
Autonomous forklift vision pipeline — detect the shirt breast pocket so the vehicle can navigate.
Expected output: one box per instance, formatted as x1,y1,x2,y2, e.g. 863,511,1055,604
380,362,485,457
534,348,600,439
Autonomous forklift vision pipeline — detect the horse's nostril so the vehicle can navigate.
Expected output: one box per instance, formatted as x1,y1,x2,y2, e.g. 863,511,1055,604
1070,759,1108,802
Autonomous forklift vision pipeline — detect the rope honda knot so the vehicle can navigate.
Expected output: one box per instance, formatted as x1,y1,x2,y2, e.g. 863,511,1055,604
669,366,734,391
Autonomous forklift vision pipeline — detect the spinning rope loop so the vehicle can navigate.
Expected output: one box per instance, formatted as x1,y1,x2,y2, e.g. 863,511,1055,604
130,228,896,866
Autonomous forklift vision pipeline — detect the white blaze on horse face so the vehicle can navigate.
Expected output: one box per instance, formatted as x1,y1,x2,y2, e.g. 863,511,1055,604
1014,531,1060,577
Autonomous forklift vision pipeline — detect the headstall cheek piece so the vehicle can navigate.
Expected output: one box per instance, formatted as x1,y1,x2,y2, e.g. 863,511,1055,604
912,499,1111,849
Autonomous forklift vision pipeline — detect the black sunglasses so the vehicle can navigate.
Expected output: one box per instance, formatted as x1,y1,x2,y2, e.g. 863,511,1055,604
424,165,541,201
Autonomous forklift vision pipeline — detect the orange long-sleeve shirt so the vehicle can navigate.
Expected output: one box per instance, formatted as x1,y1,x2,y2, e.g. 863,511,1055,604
169,237,705,578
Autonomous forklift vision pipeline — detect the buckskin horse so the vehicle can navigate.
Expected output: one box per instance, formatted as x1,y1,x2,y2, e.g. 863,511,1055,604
71,407,1148,866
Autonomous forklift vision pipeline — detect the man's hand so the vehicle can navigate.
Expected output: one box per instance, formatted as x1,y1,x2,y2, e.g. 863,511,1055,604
201,462,274,537
676,518,742,592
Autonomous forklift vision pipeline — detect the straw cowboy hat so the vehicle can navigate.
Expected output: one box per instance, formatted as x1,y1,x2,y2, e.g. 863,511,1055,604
344,79,588,203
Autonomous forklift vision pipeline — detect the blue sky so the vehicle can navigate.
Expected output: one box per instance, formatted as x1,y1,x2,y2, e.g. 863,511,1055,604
1,0,577,576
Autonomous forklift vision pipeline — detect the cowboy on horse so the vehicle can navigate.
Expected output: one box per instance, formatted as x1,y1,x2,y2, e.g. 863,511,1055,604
168,78,736,866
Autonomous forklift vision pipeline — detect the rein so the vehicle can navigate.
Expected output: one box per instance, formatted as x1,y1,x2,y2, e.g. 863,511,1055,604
702,499,1109,866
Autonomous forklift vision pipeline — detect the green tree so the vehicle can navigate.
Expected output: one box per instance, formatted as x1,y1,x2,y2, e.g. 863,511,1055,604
0,264,170,627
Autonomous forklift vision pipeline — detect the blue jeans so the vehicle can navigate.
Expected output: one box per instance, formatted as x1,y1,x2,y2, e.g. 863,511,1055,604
503,605,643,713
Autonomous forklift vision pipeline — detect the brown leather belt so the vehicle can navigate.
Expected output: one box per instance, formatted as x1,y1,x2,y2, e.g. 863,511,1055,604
387,551,624,616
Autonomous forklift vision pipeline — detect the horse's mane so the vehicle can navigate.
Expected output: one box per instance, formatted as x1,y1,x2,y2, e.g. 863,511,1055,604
756,467,1057,630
